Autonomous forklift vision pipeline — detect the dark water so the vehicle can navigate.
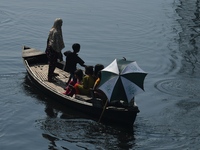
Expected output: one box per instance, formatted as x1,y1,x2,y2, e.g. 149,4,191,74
1,0,200,149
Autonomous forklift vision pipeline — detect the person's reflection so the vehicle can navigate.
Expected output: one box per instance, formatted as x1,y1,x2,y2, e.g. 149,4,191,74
45,105,58,118
42,133,58,149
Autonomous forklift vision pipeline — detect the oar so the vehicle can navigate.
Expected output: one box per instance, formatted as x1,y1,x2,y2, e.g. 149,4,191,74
98,99,108,123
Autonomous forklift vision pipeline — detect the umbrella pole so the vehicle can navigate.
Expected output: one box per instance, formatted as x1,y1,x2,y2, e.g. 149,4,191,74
98,99,108,123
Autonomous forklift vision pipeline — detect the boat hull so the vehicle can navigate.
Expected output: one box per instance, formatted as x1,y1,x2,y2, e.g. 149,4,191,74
22,46,139,127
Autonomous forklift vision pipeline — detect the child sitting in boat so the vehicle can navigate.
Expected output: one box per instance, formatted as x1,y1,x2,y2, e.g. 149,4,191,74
74,66,95,96
63,69,83,96
94,64,104,80
92,70,107,102
63,43,86,85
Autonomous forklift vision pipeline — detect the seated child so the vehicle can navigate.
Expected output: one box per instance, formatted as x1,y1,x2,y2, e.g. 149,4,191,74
74,66,95,96
92,71,107,101
63,69,83,96
94,64,104,80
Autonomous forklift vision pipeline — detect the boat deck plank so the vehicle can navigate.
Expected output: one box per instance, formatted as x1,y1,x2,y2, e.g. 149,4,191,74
30,64,69,94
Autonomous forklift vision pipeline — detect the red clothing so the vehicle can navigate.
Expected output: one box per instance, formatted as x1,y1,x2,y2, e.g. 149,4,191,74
63,80,76,95
63,79,82,96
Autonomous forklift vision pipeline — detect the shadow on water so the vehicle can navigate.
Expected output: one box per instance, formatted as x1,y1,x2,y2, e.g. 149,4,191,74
22,74,136,150
155,0,200,98
152,1,200,148
176,0,200,77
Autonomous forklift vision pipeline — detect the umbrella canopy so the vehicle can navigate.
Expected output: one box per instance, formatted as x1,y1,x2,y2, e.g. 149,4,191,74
98,58,147,103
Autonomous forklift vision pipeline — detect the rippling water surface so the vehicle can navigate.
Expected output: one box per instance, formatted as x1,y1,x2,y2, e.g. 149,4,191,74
1,0,200,149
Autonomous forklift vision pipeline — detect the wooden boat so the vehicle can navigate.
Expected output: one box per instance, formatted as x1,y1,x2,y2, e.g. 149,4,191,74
22,46,140,127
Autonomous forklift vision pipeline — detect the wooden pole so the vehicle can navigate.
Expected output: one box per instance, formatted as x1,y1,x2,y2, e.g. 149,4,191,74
98,99,108,123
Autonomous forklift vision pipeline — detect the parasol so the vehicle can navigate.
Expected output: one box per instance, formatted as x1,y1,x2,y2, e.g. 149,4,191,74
98,58,147,103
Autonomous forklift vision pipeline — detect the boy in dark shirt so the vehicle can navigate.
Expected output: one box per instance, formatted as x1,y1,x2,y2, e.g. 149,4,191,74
63,43,86,85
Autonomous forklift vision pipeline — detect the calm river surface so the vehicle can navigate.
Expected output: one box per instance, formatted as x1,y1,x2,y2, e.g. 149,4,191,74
1,0,200,149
